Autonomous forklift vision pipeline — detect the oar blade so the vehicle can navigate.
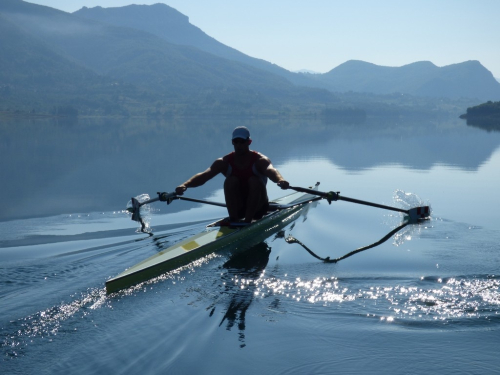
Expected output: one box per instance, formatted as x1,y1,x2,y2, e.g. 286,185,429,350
130,197,142,222
407,206,431,222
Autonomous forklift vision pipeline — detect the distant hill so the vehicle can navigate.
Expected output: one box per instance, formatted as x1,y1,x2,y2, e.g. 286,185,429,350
0,11,145,115
462,100,500,118
73,4,500,102
460,101,500,131
0,0,338,116
0,13,93,89
0,0,497,117
1,0,294,94
315,60,500,101
73,3,315,88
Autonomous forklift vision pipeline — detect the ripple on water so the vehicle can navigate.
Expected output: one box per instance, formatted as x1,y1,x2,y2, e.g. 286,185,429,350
249,272,500,328
1,287,109,359
1,250,222,359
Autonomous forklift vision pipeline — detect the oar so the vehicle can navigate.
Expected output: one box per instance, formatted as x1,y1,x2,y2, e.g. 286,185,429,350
288,186,430,222
128,192,229,232
128,189,320,225
129,195,166,223
128,192,176,231
175,196,226,208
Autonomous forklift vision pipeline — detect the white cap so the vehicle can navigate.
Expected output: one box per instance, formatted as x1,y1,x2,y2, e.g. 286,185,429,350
232,126,250,140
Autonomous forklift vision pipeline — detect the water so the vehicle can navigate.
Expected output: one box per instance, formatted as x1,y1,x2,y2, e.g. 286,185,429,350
1,116,500,374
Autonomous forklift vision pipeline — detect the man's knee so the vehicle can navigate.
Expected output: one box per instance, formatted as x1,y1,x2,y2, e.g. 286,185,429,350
224,175,240,191
247,176,268,205
247,175,265,191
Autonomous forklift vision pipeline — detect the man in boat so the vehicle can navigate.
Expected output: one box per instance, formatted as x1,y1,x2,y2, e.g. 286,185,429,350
174,126,289,223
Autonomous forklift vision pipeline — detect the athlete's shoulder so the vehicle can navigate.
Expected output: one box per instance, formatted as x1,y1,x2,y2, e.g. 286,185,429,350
251,150,269,159
211,157,229,171
252,150,270,161
222,152,235,161
252,152,271,171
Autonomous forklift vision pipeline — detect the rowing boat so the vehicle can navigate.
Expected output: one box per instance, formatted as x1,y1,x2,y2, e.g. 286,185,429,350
107,181,431,293
105,186,321,294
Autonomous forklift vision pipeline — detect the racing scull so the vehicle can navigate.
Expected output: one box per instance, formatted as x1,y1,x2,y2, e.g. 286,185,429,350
106,185,320,294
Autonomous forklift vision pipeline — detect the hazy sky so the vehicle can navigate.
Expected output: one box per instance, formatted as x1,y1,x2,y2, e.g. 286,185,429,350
27,0,500,77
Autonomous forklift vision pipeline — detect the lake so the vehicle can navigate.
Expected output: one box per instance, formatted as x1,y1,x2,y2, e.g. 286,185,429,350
1,115,500,374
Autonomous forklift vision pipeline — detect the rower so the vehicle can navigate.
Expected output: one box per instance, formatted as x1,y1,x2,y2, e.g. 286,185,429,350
174,126,289,223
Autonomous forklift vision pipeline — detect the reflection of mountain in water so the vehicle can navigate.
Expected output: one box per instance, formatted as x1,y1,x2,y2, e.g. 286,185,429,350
264,116,500,171
1,116,499,220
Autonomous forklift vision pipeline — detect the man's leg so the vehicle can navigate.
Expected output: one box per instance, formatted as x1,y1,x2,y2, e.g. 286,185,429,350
224,176,244,221
244,176,268,223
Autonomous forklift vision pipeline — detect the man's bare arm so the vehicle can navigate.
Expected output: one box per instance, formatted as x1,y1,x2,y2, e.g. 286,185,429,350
176,159,226,194
256,157,289,189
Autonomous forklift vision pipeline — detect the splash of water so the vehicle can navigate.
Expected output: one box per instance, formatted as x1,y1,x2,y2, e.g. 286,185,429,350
393,189,431,212
391,190,432,246
126,194,153,233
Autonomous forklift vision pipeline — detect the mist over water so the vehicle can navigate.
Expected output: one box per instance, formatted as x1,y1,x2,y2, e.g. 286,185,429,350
1,116,500,374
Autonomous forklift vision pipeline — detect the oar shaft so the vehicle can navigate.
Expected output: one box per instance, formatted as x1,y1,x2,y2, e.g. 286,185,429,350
288,186,330,199
176,196,227,208
288,186,408,214
135,193,227,209
337,196,408,214
139,196,160,207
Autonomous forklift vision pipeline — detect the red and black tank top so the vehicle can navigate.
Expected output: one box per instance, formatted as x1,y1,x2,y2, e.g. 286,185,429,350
223,151,268,185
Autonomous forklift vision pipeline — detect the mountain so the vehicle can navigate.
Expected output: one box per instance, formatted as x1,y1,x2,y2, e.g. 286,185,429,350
73,3,315,87
0,0,339,116
0,13,92,89
0,11,146,115
0,0,294,94
0,0,497,117
317,60,500,100
72,4,500,102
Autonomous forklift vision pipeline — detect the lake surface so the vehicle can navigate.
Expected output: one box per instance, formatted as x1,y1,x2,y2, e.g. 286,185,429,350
1,116,500,374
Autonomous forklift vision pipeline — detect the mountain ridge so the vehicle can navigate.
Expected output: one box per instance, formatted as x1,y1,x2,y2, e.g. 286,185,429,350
73,3,316,88
0,10,147,115
1,1,315,101
1,0,499,117
318,59,500,100
73,3,500,101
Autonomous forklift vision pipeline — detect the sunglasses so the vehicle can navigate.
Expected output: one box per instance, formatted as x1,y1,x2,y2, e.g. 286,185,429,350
232,138,249,144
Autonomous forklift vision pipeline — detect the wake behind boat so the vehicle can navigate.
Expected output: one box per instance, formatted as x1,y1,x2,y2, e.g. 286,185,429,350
105,185,321,294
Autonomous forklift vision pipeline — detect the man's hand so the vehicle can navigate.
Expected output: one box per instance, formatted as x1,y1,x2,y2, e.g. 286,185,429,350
175,185,187,195
158,192,171,202
277,180,289,190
